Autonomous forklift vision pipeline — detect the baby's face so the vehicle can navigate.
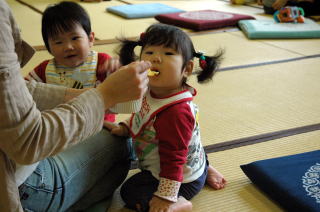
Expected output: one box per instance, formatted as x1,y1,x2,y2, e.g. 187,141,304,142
141,45,190,97
48,23,94,68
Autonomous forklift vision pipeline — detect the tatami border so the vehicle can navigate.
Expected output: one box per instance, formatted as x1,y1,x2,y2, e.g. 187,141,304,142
218,54,320,71
204,123,320,153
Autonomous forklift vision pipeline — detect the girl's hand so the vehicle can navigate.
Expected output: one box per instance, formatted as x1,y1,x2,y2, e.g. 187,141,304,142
149,196,174,212
103,121,129,136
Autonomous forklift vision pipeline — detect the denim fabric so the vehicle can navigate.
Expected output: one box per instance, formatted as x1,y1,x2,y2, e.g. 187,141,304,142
19,129,130,212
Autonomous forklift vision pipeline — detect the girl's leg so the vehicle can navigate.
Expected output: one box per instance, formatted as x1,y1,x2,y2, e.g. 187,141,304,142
178,162,208,200
19,129,130,212
120,170,158,212
121,161,212,212
166,164,208,212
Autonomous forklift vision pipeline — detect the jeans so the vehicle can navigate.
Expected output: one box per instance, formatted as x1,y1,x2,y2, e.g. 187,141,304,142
19,129,130,212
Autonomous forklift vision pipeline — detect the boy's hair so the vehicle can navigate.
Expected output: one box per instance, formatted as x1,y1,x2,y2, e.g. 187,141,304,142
118,23,223,83
42,1,91,52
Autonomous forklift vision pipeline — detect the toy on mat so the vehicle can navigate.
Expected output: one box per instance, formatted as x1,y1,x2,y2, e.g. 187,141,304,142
274,6,305,23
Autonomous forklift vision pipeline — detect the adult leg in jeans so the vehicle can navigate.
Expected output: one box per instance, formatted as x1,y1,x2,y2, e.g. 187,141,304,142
19,129,130,212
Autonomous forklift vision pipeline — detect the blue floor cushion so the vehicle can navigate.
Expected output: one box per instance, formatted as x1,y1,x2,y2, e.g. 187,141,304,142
241,150,320,212
238,18,320,39
106,3,184,19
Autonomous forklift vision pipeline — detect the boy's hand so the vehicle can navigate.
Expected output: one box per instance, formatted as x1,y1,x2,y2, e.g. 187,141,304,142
103,121,129,136
272,0,288,10
100,57,121,74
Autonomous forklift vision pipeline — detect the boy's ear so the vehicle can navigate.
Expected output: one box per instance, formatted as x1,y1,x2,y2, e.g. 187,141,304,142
89,32,95,47
183,60,193,77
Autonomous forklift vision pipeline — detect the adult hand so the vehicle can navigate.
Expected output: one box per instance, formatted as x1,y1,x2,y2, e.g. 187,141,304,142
96,61,150,110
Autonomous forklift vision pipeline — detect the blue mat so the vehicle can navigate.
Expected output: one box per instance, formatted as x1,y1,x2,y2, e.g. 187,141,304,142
241,150,320,212
106,3,184,19
238,18,320,39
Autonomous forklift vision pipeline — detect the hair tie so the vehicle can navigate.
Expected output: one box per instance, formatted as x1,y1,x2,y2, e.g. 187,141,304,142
138,32,146,46
197,51,207,69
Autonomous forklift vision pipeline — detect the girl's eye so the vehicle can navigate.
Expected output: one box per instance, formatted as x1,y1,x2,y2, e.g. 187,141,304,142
165,52,174,55
54,41,62,45
144,51,153,55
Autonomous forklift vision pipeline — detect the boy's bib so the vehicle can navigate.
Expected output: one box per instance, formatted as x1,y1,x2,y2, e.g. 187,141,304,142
45,51,98,88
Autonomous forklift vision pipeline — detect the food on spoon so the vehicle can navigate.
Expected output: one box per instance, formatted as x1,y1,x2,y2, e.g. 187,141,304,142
147,69,160,76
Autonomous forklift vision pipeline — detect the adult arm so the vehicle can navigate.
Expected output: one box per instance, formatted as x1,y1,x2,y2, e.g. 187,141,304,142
0,0,149,164
0,2,104,162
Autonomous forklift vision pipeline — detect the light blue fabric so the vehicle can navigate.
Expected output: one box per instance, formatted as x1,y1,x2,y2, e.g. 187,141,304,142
106,3,184,19
239,18,320,39
19,129,130,212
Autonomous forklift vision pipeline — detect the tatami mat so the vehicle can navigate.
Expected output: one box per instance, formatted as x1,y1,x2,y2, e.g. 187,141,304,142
12,0,159,44
7,0,43,46
21,31,305,75
108,130,320,211
229,31,320,56
185,33,305,68
191,57,320,146
11,0,273,46
5,0,320,211
10,0,320,53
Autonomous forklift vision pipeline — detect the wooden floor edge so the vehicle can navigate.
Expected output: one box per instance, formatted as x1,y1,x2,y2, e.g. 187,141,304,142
15,0,43,14
219,54,320,71
204,123,320,153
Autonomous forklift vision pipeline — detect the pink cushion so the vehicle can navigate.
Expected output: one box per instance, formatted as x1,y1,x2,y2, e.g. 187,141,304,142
155,10,255,31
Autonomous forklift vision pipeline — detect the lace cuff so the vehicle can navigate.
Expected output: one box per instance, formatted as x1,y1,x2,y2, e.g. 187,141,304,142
153,177,181,202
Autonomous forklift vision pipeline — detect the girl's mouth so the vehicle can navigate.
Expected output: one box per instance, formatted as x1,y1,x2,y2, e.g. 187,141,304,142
147,69,160,77
65,55,76,59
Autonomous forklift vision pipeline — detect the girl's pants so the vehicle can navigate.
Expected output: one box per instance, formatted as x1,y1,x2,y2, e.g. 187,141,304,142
19,129,130,212
121,161,208,212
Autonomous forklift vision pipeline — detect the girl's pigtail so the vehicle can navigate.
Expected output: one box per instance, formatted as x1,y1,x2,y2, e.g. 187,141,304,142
117,33,146,65
117,39,140,65
194,49,224,83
